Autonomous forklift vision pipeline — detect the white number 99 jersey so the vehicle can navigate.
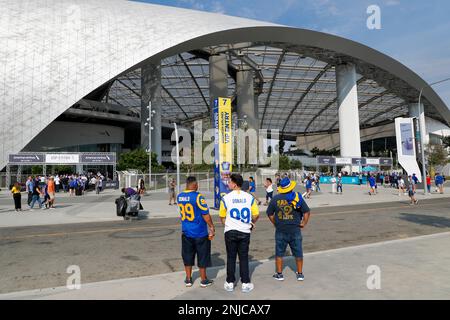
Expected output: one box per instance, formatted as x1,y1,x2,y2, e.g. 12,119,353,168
219,190,259,233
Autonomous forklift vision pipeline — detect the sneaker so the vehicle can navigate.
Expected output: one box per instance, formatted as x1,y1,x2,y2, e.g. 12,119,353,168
296,272,305,281
272,273,284,281
241,283,254,293
224,281,234,292
415,200,419,205
200,279,213,288
184,277,193,287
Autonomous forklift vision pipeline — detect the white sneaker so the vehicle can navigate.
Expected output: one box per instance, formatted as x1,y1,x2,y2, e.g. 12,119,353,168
241,283,254,293
224,281,234,292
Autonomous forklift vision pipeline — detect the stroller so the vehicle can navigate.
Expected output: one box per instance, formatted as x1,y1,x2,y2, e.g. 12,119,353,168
115,194,143,220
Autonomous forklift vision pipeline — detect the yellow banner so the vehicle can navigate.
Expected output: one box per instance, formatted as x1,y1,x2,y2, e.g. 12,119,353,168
218,97,232,172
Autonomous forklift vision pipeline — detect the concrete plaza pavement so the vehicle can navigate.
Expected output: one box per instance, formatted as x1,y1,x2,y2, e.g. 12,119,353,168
0,183,449,228
1,231,449,300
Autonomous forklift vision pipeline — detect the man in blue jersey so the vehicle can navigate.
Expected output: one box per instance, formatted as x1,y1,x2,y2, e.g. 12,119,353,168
368,174,377,195
178,176,215,288
435,173,445,194
267,177,311,281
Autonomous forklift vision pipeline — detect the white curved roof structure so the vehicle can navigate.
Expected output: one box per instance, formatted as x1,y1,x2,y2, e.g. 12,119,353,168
1,0,449,169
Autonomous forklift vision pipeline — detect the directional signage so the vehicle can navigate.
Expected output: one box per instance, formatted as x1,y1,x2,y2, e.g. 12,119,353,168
335,157,352,165
8,153,44,164
45,153,80,164
81,154,116,164
317,156,336,165
366,158,380,165
352,158,367,165
379,158,393,166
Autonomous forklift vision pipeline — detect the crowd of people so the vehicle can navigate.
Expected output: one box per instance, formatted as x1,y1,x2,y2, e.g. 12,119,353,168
10,172,108,211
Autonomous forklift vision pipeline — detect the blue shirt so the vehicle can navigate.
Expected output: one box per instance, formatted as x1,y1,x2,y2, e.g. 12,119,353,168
369,176,376,187
177,190,209,238
306,180,312,189
249,181,256,192
435,175,444,185
266,192,310,233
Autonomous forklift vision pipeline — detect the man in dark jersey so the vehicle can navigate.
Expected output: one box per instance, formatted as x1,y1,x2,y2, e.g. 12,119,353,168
267,177,311,281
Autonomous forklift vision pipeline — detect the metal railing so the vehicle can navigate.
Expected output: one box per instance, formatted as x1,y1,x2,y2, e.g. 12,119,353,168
118,170,305,193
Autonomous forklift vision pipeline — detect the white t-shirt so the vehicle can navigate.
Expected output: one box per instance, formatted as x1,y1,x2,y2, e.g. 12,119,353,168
219,190,259,234
266,184,273,193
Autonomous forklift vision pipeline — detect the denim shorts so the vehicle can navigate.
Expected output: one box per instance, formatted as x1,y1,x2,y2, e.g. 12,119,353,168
275,230,303,258
181,234,211,268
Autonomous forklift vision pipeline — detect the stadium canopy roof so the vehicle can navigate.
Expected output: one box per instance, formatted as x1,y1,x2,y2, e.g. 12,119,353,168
1,0,449,169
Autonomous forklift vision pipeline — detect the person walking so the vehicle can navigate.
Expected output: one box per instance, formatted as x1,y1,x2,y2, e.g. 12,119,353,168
248,177,261,205
264,178,274,206
25,176,33,206
219,173,259,293
47,177,56,209
368,174,376,195
336,175,343,194
169,178,177,205
408,176,419,205
267,177,311,281
11,182,22,212
303,176,313,199
54,175,61,193
275,173,281,188
426,174,432,194
96,175,103,194
177,176,215,288
398,176,406,196
29,179,44,210
435,173,445,194
315,174,321,192
138,178,146,195
330,175,337,194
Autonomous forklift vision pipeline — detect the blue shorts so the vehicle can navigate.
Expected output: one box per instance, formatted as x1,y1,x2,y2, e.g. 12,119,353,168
275,230,303,258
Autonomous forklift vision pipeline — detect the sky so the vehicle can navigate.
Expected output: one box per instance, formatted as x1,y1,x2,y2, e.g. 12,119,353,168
135,0,450,107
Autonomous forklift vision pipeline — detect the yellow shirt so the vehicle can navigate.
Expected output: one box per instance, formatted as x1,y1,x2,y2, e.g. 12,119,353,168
11,186,21,194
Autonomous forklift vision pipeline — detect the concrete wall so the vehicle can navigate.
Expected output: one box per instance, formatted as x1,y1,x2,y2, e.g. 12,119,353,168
23,121,124,151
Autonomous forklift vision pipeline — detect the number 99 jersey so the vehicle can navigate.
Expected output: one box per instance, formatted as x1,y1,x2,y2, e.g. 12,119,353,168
177,190,209,238
219,190,259,234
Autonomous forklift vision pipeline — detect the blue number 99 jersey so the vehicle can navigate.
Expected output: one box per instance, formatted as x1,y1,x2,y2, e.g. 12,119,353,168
177,190,210,238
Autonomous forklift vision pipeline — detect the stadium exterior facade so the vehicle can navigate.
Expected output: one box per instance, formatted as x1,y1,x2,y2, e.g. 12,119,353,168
1,0,450,171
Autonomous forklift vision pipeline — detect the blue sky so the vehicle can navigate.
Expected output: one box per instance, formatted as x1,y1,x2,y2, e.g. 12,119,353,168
136,0,450,107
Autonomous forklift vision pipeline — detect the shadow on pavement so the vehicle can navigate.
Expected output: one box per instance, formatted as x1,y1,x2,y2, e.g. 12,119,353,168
399,213,450,228
192,254,264,284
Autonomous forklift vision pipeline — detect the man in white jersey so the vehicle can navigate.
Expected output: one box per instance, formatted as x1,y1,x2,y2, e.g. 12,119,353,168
219,173,259,293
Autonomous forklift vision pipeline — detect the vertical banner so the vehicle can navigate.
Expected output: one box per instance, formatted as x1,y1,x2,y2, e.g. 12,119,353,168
214,97,233,208
395,117,422,182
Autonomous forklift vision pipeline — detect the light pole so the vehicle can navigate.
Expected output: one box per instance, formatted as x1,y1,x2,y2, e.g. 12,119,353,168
173,122,180,195
235,115,248,172
144,102,155,188
417,77,450,195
